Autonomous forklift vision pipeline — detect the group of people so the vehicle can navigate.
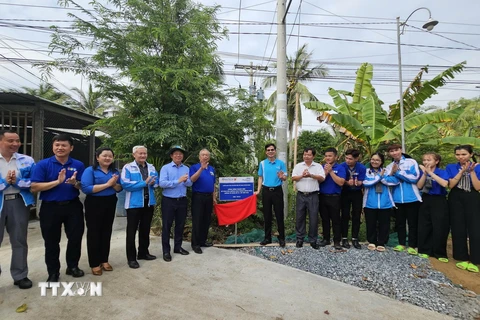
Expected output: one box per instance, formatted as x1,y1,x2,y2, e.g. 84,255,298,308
256,143,480,273
0,130,216,290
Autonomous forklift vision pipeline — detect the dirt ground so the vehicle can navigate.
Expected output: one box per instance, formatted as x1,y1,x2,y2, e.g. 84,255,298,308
430,239,480,294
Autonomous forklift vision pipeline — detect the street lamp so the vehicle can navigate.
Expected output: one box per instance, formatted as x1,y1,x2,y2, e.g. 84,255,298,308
397,7,439,152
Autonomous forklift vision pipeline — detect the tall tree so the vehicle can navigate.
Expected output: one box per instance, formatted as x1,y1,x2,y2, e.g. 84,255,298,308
262,43,328,167
41,0,228,162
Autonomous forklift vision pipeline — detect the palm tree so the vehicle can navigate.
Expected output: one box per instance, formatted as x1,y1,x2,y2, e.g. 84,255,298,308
22,83,68,104
262,43,328,167
70,84,109,116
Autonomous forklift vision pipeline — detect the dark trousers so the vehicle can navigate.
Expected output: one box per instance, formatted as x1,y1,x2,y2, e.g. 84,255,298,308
295,192,319,243
448,188,480,264
341,190,363,239
319,194,341,243
39,198,84,275
364,208,391,246
161,196,188,253
84,194,117,267
126,204,154,261
417,194,449,258
261,186,285,241
191,192,213,248
394,201,420,247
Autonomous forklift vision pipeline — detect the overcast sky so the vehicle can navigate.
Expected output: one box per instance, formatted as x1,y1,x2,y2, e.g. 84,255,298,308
1,0,479,132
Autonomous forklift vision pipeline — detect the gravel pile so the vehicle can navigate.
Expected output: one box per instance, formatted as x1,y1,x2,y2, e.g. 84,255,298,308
239,244,480,319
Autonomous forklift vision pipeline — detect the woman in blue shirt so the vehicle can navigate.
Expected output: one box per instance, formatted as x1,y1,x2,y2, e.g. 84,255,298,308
446,145,480,273
363,152,398,252
81,147,122,275
417,152,449,262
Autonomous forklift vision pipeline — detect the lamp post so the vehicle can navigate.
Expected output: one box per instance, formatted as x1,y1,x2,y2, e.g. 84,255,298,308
397,7,438,152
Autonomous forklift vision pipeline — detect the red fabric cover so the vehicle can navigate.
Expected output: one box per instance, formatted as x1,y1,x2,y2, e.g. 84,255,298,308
213,194,257,225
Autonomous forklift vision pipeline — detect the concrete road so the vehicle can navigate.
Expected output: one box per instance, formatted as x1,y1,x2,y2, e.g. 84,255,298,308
0,217,450,319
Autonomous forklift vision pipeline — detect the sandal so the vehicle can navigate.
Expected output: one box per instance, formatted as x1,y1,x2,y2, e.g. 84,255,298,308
407,247,418,255
467,263,479,273
438,257,449,263
367,244,376,251
456,261,469,270
376,246,386,252
418,253,429,259
393,245,405,252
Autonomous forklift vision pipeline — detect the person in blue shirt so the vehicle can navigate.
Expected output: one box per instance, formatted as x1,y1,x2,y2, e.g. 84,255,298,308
319,147,347,250
255,143,287,247
31,134,85,283
385,144,421,255
81,147,122,275
363,152,398,252
340,149,366,249
0,130,35,289
416,152,449,262
159,146,192,262
189,149,216,254
121,145,158,269
446,145,480,273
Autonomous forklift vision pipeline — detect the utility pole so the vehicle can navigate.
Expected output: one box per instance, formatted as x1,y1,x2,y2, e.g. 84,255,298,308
277,0,288,218
234,62,267,97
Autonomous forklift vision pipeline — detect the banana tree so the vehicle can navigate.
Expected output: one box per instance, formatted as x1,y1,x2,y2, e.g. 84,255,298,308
305,61,479,159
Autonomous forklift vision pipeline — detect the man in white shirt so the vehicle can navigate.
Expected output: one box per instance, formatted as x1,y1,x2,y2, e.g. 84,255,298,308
292,148,325,249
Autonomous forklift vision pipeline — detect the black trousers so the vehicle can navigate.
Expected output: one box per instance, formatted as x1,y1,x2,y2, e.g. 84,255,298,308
161,196,188,253
191,192,213,248
448,188,480,264
126,204,154,261
394,201,420,247
39,198,84,275
417,194,449,258
364,208,391,246
340,190,363,239
261,186,285,241
295,192,319,243
84,194,117,268
319,194,341,243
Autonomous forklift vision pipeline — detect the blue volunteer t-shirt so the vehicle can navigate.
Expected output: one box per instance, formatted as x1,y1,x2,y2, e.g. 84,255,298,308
189,163,215,193
340,161,366,191
81,166,120,196
31,156,85,201
319,163,347,195
418,168,449,196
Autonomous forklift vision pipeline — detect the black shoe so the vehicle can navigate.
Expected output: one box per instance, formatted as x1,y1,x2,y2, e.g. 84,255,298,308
163,253,172,262
13,277,32,289
128,260,140,269
352,239,361,249
295,240,303,248
260,239,272,246
342,239,351,249
46,273,60,284
66,267,85,278
319,239,329,247
202,241,213,247
192,246,203,254
173,248,189,255
333,242,343,250
279,239,286,248
138,254,157,260
310,242,320,250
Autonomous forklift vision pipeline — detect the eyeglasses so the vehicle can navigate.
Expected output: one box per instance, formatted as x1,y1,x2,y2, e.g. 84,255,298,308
371,159,382,162
266,149,275,151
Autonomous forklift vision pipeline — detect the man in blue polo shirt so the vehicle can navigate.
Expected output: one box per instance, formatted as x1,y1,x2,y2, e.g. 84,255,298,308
31,134,85,283
159,145,193,262
319,147,346,250
189,149,216,254
255,143,287,247
340,149,366,249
